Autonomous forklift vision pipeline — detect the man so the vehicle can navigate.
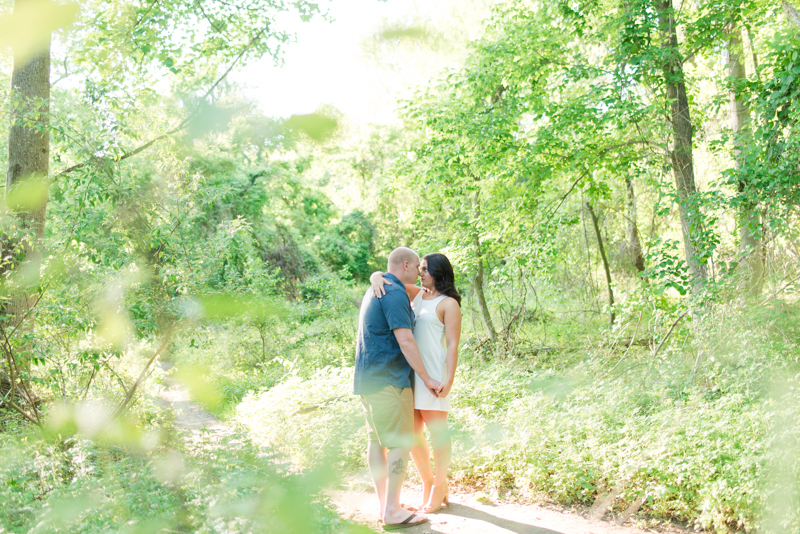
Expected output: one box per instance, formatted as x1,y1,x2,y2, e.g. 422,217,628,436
354,247,441,530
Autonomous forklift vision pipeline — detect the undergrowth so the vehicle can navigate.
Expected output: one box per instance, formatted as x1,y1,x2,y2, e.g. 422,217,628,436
223,296,800,533
170,285,362,417
0,420,360,533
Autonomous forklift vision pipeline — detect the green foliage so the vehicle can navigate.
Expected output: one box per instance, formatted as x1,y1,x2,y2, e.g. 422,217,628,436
168,281,361,416
727,29,800,215
315,211,377,281
70,0,322,95
0,427,351,533
641,238,691,296
450,359,769,533
300,272,349,303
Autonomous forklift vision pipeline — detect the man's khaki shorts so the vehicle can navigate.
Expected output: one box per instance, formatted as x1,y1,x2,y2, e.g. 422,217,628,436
360,385,414,449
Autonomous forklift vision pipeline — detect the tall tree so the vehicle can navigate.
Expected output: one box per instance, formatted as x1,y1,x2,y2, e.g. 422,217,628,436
472,192,497,343
726,22,763,295
4,0,54,337
656,0,708,293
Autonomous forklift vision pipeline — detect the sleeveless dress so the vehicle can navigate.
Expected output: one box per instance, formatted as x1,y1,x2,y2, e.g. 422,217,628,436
411,291,450,411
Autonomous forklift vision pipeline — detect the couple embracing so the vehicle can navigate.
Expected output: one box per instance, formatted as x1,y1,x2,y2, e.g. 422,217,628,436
353,247,462,530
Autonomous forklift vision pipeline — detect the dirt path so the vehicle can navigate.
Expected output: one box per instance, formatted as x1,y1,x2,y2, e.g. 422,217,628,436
332,483,672,534
154,375,686,534
156,380,234,444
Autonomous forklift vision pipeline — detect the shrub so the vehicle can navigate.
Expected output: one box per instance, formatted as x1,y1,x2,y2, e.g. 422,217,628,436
315,211,376,281
299,273,345,303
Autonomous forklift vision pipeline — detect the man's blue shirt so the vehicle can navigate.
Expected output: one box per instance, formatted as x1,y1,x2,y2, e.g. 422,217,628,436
353,272,415,395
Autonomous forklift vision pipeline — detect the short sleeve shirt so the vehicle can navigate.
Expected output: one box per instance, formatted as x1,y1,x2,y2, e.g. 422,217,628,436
353,273,415,395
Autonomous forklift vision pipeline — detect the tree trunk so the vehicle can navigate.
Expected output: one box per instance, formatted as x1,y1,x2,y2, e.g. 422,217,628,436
473,231,497,343
784,0,800,27
625,177,646,274
472,194,497,343
657,0,707,293
726,23,764,296
586,202,615,328
5,0,50,334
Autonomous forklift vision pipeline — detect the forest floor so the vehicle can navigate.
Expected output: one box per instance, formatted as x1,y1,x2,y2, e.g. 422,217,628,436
332,486,689,534
155,374,699,534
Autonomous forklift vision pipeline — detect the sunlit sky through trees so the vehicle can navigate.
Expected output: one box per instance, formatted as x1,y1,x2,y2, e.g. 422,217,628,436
233,0,489,123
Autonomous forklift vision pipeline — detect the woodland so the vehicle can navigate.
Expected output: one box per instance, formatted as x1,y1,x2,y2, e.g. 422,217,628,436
1,0,800,532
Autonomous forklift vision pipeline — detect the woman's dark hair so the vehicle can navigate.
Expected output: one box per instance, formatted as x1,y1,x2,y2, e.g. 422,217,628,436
423,252,461,306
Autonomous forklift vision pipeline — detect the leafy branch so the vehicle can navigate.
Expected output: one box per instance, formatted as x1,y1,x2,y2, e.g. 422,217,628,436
52,25,271,180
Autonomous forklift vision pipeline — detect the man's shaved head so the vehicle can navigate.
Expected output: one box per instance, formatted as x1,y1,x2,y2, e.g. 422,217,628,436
387,247,419,271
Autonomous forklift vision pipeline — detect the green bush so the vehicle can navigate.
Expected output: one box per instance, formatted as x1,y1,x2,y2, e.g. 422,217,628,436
315,211,376,281
168,283,361,417
299,273,345,303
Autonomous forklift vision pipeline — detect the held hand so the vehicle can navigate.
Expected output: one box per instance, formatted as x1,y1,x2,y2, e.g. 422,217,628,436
424,377,442,396
436,380,452,398
370,273,391,298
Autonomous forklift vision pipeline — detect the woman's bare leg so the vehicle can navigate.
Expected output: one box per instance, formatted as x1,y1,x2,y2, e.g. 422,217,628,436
419,410,450,485
409,409,434,504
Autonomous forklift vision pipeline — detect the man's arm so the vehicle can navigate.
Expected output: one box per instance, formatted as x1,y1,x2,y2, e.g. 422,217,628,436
393,327,441,395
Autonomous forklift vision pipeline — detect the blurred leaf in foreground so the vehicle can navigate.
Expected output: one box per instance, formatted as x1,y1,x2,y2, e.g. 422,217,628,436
153,450,185,484
28,490,96,533
285,113,338,142
185,100,238,140
763,375,800,531
527,372,584,401
377,23,429,41
42,402,157,450
94,268,141,348
0,0,79,64
197,294,280,321
4,176,49,211
175,364,222,411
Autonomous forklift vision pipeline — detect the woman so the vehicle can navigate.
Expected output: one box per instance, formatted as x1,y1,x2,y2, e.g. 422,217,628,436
370,252,462,513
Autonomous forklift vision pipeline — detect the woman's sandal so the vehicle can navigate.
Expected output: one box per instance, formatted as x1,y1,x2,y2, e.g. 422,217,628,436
422,481,449,513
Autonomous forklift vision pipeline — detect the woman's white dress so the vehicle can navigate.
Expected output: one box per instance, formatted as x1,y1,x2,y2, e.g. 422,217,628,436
411,291,450,411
